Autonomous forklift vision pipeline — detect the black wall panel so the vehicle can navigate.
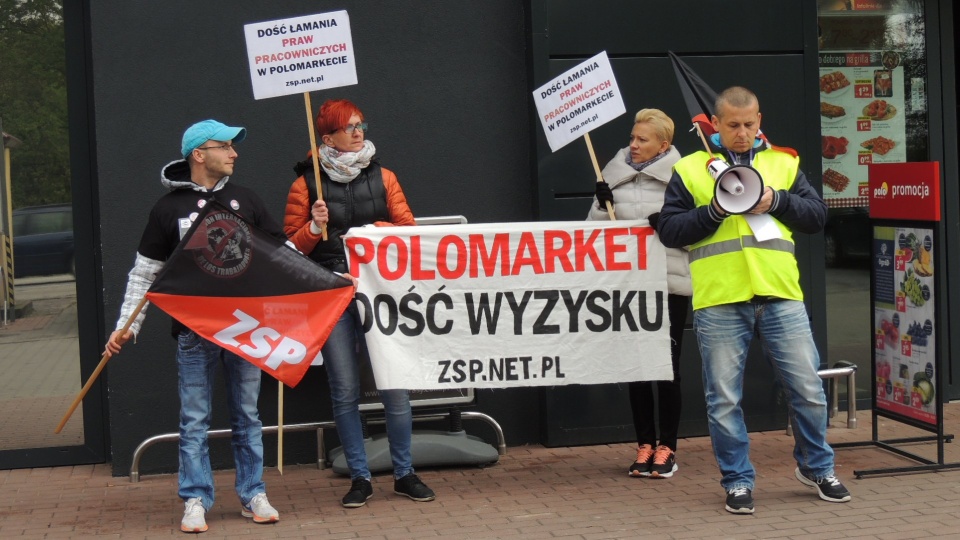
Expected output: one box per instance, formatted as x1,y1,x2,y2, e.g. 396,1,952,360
534,2,821,445
544,1,804,56
78,0,857,469
90,1,535,475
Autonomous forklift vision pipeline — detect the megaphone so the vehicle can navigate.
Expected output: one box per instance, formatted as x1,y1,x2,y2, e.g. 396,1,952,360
706,158,765,215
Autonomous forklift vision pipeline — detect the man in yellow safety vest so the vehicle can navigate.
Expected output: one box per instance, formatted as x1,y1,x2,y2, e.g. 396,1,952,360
658,86,852,515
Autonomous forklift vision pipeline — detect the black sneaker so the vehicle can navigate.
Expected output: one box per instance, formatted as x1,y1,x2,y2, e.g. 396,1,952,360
648,445,678,479
725,487,755,514
628,444,655,477
795,468,852,503
341,478,373,508
394,473,436,502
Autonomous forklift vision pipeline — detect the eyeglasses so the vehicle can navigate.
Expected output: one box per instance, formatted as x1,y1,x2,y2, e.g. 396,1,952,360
329,122,367,135
196,143,235,152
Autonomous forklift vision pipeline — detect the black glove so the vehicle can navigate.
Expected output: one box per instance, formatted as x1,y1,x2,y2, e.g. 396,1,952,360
595,181,613,211
647,212,660,231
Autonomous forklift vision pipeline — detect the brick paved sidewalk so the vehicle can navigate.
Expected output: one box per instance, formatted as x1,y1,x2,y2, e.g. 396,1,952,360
3,406,960,539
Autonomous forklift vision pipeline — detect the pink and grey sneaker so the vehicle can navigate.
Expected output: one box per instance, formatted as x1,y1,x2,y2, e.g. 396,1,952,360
628,444,655,477
648,445,678,479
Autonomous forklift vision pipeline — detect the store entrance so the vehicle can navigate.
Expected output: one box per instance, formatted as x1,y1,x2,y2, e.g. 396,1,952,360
817,0,930,406
0,0,106,470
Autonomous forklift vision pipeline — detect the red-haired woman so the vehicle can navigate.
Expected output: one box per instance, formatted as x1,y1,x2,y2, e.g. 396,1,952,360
284,99,434,508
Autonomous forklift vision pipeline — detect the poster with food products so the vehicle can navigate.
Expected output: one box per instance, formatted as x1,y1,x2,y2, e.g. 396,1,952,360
872,225,936,425
820,51,906,207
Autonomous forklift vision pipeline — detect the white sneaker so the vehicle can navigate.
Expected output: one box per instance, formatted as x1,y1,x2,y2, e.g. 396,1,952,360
241,492,279,523
181,497,207,533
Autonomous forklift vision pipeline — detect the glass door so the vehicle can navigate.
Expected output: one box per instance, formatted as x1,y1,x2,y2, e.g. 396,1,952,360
0,0,104,468
816,0,929,402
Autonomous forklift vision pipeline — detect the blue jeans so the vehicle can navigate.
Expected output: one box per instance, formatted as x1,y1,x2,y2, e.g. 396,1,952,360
177,331,265,511
322,301,414,480
693,299,835,491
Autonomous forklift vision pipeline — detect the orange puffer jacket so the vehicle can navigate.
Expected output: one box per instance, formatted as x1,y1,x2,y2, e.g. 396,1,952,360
284,162,415,271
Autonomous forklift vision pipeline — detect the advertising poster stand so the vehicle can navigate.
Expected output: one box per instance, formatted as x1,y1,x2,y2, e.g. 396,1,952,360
832,162,960,477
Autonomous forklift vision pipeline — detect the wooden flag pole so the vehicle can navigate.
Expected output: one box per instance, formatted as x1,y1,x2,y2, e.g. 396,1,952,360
277,380,284,475
584,133,616,220
693,121,713,154
303,92,329,240
55,296,149,434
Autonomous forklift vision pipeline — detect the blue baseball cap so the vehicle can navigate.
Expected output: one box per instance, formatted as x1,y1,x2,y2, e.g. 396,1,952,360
181,119,246,158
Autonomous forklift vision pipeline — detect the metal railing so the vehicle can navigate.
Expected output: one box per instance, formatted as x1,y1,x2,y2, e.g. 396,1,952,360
129,410,505,482
786,362,857,436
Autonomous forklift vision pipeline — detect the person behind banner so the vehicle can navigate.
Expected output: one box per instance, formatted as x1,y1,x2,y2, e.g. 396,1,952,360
588,108,692,479
283,98,435,508
104,120,284,533
657,87,851,514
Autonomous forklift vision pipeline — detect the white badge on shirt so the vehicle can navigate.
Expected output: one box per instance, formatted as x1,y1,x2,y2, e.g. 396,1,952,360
178,218,193,239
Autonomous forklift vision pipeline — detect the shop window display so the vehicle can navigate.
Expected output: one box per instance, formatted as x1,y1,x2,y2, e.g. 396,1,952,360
816,0,928,405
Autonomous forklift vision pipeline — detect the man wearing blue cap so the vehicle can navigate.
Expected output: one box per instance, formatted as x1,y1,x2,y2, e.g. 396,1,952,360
105,120,289,533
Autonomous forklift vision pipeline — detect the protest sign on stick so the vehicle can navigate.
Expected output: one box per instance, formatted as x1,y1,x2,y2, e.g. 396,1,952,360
244,10,359,241
532,51,626,220
278,384,283,474
244,11,359,465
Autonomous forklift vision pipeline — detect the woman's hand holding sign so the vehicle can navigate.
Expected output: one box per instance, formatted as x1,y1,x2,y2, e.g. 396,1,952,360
311,199,329,226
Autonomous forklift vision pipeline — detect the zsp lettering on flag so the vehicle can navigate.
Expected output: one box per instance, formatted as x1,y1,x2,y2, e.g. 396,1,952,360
343,220,671,390
145,201,355,387
244,10,358,100
532,51,626,152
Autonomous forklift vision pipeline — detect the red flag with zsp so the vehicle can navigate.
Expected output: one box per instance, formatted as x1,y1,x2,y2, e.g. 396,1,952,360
145,200,354,387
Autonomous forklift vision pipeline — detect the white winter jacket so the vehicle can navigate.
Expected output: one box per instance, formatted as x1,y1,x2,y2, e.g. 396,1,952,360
586,146,692,296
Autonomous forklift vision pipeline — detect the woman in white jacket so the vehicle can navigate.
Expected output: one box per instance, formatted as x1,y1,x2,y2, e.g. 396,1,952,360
587,109,692,479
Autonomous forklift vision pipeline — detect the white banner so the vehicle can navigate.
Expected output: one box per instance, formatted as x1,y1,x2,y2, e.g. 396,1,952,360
343,220,672,390
244,10,357,100
532,51,626,152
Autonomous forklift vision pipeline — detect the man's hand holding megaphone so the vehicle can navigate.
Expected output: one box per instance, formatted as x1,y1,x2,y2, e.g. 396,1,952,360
748,187,775,214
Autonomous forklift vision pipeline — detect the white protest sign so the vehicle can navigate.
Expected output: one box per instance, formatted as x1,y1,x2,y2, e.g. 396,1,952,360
532,51,626,152
343,220,672,390
243,10,357,100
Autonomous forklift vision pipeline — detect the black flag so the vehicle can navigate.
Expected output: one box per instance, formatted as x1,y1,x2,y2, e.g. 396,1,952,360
146,200,355,387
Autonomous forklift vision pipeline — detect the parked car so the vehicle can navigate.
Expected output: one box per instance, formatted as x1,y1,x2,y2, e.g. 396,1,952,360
824,206,871,267
11,204,75,278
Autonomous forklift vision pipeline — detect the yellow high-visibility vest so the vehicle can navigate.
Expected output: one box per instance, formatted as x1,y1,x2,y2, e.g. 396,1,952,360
674,149,804,310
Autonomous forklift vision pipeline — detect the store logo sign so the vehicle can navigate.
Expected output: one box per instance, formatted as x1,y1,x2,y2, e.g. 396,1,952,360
868,162,940,222
873,182,888,198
